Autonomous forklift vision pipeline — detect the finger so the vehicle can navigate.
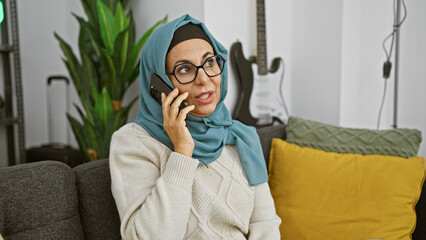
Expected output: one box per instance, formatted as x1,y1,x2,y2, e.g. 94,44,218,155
177,105,195,122
163,88,179,107
170,92,189,115
161,93,170,121
162,88,179,119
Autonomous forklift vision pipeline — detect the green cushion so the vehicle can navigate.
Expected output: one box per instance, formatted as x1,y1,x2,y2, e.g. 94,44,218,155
285,116,422,158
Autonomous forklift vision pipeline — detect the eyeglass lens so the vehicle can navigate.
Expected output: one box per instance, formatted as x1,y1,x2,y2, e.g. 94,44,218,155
174,55,224,83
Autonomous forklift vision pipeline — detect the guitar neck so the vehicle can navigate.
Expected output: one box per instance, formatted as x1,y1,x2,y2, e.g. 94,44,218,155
257,0,268,75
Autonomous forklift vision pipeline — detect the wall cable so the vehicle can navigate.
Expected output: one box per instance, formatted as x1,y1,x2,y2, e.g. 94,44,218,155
377,0,407,130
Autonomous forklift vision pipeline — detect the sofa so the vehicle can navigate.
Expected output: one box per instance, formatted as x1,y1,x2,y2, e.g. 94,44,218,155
0,124,425,239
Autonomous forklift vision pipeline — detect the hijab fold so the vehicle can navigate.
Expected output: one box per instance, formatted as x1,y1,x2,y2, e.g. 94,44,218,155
135,14,267,186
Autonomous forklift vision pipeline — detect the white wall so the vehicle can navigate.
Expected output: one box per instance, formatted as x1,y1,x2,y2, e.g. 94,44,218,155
340,0,426,157
290,0,343,125
2,0,425,166
396,0,426,158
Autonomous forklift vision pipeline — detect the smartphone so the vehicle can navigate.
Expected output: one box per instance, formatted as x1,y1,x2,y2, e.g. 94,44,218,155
150,73,189,111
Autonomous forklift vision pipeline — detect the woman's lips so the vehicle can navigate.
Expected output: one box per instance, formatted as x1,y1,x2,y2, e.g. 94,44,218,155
195,91,214,104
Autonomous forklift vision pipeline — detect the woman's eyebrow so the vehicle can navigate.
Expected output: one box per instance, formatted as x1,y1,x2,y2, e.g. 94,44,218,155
201,51,214,59
174,51,214,66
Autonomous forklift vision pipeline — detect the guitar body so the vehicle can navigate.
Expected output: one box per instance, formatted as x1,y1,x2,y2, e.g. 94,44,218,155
250,57,286,125
230,41,258,126
231,41,286,127
231,0,288,127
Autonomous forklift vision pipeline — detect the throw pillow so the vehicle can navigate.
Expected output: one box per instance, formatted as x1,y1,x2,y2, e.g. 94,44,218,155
285,116,422,158
268,139,425,240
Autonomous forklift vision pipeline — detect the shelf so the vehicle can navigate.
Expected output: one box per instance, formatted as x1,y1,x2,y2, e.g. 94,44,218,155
0,44,13,53
0,117,18,125
1,0,25,165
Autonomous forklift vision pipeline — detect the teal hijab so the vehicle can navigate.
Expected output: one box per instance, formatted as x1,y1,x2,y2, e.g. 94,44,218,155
135,14,267,186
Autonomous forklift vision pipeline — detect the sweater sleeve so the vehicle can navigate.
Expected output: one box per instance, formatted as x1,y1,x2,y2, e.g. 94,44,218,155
109,124,200,240
248,182,282,240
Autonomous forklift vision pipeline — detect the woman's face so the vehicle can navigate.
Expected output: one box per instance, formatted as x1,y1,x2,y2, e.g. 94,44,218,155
165,38,221,117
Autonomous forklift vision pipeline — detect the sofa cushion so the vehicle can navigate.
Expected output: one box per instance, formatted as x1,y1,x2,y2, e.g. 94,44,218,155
286,116,422,158
0,161,83,240
73,159,121,240
268,139,425,240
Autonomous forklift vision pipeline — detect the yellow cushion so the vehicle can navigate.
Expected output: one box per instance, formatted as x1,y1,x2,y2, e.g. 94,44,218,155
268,138,425,240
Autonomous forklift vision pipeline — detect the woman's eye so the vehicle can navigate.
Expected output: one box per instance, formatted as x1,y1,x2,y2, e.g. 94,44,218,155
205,58,215,68
176,64,192,74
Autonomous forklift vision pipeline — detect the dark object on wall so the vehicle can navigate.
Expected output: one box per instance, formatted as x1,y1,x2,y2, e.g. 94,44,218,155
0,94,4,117
26,75,83,168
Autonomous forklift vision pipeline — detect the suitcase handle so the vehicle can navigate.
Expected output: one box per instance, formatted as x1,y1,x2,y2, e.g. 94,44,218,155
47,75,69,85
47,75,70,145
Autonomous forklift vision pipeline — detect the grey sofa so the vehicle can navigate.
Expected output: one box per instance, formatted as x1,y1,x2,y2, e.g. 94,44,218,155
0,124,425,239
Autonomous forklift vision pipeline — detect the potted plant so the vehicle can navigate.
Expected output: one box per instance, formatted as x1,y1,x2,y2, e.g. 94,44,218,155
55,0,167,161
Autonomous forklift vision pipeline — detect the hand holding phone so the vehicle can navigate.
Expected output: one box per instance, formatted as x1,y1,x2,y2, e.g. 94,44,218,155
150,73,188,111
150,73,195,157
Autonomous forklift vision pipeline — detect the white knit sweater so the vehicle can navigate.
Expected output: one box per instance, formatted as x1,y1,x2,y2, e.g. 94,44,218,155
110,123,281,240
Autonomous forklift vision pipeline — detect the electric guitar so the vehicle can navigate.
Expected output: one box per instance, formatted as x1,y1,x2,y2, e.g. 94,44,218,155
231,0,288,127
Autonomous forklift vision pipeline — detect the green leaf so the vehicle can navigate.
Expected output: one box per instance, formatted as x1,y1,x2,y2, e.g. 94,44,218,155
113,29,130,75
100,49,117,99
97,0,115,52
67,113,91,162
82,115,100,157
76,15,90,54
81,52,98,100
54,32,83,95
113,2,129,35
77,97,94,125
81,1,91,20
104,0,115,11
74,104,87,122
127,10,136,47
124,63,140,91
93,87,113,128
74,14,101,57
121,0,129,8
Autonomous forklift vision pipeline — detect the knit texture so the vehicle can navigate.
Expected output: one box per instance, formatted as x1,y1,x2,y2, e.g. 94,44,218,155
110,123,281,240
286,116,422,158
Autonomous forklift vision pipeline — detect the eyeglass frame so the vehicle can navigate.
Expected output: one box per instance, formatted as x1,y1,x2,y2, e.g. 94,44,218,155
165,55,226,84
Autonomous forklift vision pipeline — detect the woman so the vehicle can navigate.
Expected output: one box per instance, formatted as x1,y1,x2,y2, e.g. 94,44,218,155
110,14,281,240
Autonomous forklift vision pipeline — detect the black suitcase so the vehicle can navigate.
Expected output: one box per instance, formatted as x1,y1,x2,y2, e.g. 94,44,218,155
26,75,84,168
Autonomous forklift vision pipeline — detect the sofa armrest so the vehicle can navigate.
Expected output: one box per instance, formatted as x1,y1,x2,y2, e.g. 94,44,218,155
0,161,83,239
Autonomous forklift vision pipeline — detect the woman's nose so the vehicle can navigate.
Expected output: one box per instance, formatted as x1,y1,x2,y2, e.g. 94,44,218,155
193,67,210,85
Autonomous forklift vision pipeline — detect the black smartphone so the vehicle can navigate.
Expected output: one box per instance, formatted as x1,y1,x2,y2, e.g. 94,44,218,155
150,73,189,111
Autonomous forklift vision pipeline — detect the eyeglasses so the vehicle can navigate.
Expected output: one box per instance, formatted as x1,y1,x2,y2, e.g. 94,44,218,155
166,55,225,84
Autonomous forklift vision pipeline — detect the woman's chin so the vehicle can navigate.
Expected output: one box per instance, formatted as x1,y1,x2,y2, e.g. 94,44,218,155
190,105,216,117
